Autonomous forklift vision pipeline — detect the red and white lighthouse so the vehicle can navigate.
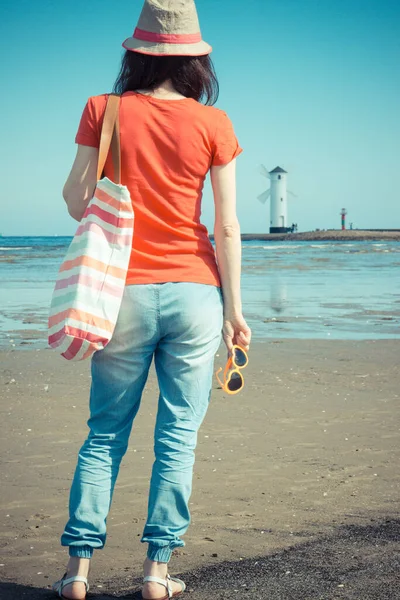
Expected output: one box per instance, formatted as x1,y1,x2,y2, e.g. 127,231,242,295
340,208,347,230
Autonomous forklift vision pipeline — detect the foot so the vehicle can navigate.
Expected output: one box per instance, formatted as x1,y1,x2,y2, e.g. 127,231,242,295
142,558,184,599
56,557,90,599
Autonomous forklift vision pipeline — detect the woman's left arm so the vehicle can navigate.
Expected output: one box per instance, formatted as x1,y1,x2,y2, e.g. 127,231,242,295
63,145,98,221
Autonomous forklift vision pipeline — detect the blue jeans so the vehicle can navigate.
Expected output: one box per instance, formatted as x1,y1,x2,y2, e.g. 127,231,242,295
60,282,223,563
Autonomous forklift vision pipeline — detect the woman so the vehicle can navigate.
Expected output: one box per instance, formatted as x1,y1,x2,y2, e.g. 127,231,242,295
53,1,251,598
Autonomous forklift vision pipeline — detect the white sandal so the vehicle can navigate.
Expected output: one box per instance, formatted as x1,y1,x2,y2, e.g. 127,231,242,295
52,571,90,599
143,573,186,599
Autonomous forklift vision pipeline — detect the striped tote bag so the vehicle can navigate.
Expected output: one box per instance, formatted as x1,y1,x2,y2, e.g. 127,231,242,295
48,94,134,361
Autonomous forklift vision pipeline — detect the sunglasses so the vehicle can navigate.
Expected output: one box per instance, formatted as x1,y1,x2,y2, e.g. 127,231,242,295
216,345,249,395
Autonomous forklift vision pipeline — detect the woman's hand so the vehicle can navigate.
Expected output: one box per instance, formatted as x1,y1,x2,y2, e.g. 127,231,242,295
223,312,251,354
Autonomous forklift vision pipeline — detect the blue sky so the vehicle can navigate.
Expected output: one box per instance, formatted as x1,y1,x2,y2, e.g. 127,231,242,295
1,0,399,235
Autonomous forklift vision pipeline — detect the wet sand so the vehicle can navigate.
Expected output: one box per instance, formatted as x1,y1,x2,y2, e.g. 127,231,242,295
1,340,399,599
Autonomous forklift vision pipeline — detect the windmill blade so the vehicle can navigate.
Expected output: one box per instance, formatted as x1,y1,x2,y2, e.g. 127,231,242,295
257,189,271,204
258,164,270,179
287,190,298,198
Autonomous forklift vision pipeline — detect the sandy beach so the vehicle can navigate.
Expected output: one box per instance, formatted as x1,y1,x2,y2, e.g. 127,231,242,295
1,339,399,599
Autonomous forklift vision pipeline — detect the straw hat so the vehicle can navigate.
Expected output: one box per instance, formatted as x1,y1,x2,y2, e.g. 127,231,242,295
122,0,212,56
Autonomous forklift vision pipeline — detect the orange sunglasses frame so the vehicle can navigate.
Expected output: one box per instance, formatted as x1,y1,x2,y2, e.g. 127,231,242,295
215,345,249,395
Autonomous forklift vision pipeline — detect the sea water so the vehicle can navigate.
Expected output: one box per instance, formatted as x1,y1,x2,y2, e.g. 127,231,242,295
1,237,399,349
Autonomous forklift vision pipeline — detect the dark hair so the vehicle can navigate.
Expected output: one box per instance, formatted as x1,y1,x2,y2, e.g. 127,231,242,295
113,51,219,106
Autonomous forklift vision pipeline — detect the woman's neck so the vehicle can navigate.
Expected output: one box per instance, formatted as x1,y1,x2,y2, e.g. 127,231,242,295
137,80,186,100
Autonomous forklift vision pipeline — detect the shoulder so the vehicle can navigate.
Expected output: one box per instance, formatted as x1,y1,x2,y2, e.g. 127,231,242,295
188,103,235,138
75,94,112,145
85,93,109,118
193,103,230,122
87,93,109,106
81,93,122,125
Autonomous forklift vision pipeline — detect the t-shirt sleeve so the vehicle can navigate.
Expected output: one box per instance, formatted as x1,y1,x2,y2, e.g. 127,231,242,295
211,111,243,166
75,97,103,147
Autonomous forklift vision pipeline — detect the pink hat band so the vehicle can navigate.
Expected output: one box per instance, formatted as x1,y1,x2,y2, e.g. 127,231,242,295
134,28,202,45
122,0,212,57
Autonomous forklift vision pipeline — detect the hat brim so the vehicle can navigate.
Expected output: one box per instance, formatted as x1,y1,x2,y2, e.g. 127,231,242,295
122,37,212,57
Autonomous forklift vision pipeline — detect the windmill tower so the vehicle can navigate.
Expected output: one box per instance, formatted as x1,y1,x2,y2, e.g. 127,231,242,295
258,166,296,233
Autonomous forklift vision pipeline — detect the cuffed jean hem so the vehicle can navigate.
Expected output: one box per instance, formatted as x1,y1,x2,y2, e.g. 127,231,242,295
147,543,172,563
68,545,94,559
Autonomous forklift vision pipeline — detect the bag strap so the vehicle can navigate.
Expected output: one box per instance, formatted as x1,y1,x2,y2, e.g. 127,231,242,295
97,93,121,184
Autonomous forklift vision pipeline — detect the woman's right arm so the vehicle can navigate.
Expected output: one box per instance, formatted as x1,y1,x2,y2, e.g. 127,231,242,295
211,159,252,354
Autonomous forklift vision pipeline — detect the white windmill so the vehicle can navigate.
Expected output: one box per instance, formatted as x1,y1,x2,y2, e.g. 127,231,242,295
258,165,297,233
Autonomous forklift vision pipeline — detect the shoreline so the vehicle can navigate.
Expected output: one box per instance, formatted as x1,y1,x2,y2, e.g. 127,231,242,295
211,230,400,242
1,235,400,349
2,230,400,244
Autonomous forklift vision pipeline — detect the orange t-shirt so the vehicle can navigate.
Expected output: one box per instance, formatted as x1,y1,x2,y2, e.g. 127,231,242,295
75,91,242,286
